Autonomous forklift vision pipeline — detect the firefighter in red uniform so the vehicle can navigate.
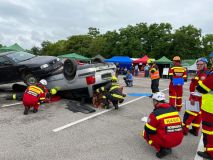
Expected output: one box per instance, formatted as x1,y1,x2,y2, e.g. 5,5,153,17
147,59,160,93
23,79,49,115
169,56,187,111
182,57,209,136
141,92,183,158
196,52,213,159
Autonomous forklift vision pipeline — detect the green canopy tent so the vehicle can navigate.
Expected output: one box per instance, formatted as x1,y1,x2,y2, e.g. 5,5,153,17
155,56,172,65
181,59,197,71
0,43,25,52
58,53,91,61
155,56,172,78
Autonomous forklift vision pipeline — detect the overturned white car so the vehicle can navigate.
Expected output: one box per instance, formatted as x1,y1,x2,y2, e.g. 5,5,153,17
46,59,116,99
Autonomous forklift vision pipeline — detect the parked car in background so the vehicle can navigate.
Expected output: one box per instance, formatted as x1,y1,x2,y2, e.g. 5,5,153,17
0,51,62,85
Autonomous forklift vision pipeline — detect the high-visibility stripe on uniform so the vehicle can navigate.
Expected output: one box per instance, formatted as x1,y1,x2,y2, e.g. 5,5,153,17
171,66,186,69
40,97,45,100
110,86,120,91
186,110,198,116
202,129,213,135
176,104,182,107
112,94,123,99
148,140,153,145
192,123,200,128
12,94,16,100
156,112,179,120
183,75,187,78
169,96,176,98
194,76,199,80
102,96,106,98
177,97,182,99
169,73,173,75
182,123,189,128
205,148,213,151
198,81,211,92
140,130,145,137
100,87,105,91
145,123,157,131
29,86,44,94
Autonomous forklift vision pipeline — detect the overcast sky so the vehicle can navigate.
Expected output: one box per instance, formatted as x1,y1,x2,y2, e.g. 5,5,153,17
0,0,213,49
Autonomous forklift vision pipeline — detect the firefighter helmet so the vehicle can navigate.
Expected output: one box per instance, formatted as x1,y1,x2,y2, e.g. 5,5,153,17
173,56,181,61
39,79,47,86
111,76,118,82
197,57,208,64
152,92,166,101
147,59,153,64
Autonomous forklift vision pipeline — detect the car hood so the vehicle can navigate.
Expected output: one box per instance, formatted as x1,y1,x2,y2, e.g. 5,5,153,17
18,56,57,66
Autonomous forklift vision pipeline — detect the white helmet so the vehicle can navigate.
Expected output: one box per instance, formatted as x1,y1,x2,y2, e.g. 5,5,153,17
152,92,166,101
39,79,47,86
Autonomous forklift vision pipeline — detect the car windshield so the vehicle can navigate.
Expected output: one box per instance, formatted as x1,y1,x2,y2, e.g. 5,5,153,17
6,52,36,63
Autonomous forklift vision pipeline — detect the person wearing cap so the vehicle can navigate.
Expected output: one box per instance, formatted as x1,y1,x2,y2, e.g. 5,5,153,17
169,56,187,111
182,57,209,136
196,52,213,159
141,92,183,158
23,79,49,115
96,76,126,109
147,59,160,93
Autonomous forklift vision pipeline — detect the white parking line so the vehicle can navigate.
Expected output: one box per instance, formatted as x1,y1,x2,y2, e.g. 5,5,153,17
53,88,169,132
194,134,203,160
1,102,22,108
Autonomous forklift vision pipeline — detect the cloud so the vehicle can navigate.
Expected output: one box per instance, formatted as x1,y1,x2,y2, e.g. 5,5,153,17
0,0,213,49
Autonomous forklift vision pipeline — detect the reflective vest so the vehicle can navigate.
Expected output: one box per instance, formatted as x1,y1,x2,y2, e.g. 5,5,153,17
150,64,160,80
197,72,213,114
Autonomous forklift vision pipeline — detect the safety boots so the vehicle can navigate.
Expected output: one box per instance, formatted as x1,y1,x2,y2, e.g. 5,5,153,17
23,107,29,115
197,151,212,159
156,148,172,158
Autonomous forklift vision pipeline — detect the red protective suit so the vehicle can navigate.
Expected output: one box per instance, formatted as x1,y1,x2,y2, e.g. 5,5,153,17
169,65,187,111
196,71,213,158
23,85,47,111
183,68,208,135
142,103,183,152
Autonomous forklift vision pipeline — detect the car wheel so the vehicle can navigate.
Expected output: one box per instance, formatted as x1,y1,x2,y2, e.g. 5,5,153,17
23,73,38,85
63,59,77,80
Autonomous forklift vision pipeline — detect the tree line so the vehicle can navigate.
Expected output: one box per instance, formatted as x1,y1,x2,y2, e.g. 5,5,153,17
11,23,213,59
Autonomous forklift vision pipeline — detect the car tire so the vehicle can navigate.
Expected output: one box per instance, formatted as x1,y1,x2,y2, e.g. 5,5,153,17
93,57,103,63
22,73,38,85
63,59,77,80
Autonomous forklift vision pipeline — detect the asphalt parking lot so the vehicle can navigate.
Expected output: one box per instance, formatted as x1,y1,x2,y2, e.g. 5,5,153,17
0,77,202,160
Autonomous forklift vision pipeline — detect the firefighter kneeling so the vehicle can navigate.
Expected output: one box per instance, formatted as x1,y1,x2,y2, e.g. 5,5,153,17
141,92,183,158
23,79,49,115
96,76,126,109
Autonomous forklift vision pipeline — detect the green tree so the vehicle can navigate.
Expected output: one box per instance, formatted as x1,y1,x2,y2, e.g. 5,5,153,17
65,35,93,57
170,25,202,59
88,27,100,37
102,30,120,58
201,34,213,56
30,46,41,55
